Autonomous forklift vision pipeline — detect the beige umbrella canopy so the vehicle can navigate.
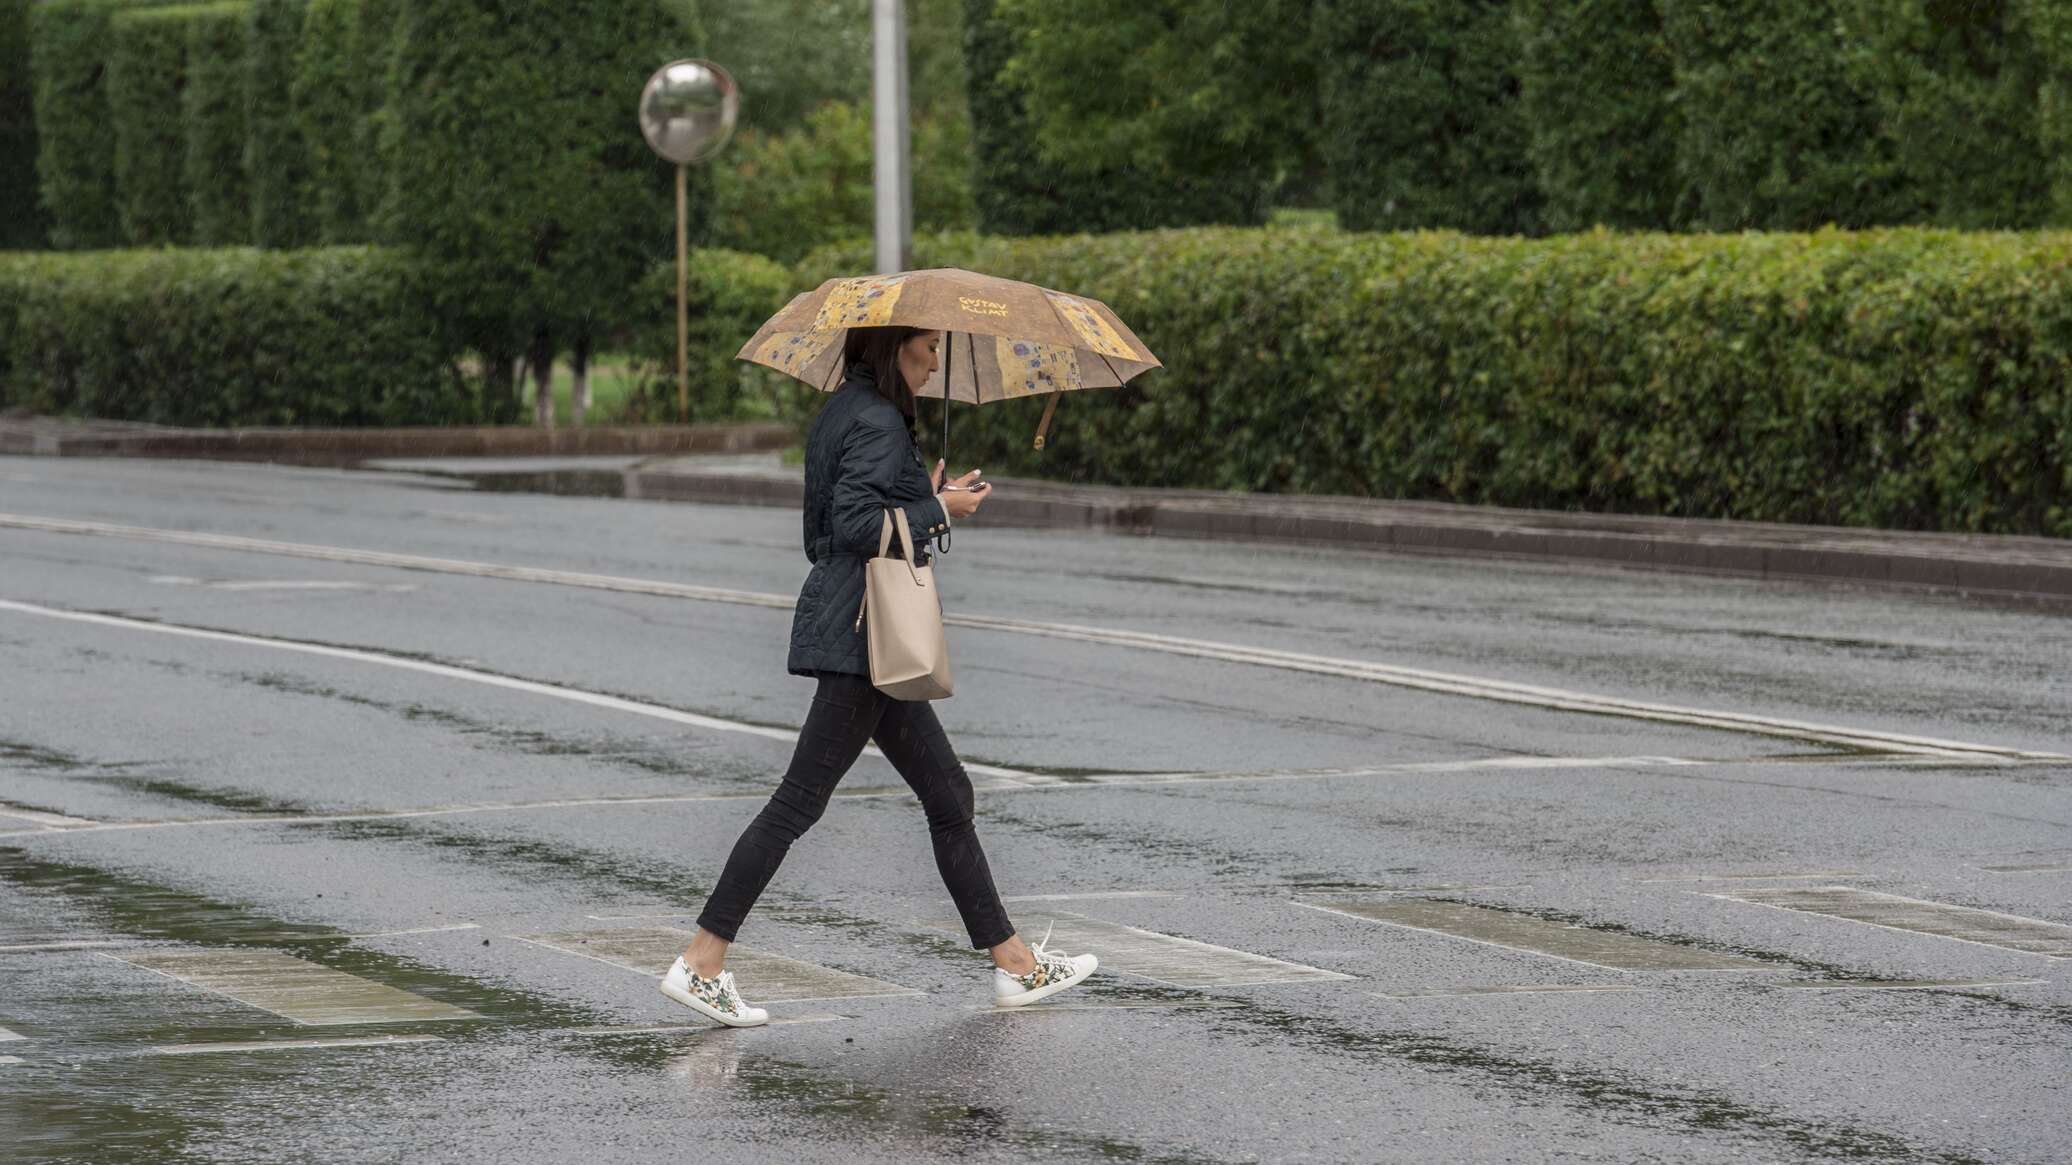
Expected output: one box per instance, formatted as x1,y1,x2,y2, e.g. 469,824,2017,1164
737,268,1161,451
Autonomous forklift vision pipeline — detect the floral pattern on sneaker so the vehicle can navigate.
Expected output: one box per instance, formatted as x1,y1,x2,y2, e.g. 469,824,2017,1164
691,970,741,1016
1008,960,1060,991
1008,943,1079,992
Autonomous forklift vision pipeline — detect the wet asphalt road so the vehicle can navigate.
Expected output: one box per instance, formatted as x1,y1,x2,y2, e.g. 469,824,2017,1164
1,455,2069,1164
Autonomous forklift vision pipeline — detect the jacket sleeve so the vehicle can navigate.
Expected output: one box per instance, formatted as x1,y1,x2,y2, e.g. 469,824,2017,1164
829,417,951,557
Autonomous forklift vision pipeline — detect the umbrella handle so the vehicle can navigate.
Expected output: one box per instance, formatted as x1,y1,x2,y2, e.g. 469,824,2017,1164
1033,388,1062,451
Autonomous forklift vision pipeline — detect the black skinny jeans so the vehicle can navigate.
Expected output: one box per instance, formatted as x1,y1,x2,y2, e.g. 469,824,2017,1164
697,673,1016,950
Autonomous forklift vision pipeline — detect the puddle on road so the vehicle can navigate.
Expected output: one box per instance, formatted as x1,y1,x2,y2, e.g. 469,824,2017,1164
0,848,601,1165
0,847,596,1033
576,1038,1245,1165
1206,1002,1988,1165
444,468,629,499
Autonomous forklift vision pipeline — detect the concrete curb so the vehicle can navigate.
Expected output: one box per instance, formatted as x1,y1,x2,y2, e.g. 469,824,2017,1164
626,460,2072,603
0,417,792,465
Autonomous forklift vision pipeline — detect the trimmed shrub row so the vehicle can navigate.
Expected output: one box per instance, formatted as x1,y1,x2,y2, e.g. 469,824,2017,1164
5,225,2067,537
776,226,2072,537
30,0,177,250
0,0,48,249
245,0,316,248
0,246,465,426
184,3,251,245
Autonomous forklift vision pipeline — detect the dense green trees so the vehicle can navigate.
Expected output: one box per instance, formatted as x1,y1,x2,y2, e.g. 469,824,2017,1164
381,0,708,422
1514,0,1680,232
1317,0,1542,234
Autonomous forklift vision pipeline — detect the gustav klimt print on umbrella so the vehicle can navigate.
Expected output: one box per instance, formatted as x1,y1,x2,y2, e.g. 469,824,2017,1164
738,268,1162,454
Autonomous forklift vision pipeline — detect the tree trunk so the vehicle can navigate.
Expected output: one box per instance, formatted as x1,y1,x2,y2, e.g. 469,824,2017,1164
571,334,591,428
529,327,555,428
483,350,520,424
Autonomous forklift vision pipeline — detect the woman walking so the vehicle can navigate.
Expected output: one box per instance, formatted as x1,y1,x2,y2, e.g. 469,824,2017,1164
661,324,1099,1027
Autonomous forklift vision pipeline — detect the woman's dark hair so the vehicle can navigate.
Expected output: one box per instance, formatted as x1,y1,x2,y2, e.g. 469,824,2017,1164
842,326,927,427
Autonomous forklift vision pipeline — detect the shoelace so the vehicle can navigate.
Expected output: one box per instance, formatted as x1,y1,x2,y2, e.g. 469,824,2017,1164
1024,922,1073,979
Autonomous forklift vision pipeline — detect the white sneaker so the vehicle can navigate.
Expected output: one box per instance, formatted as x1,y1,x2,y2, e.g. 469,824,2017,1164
992,929,1098,1007
659,957,768,1027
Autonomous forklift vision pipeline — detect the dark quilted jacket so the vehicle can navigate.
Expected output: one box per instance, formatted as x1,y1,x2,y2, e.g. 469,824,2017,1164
786,365,951,678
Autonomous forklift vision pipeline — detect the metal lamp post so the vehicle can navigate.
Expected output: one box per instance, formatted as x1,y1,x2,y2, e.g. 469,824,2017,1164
638,59,740,424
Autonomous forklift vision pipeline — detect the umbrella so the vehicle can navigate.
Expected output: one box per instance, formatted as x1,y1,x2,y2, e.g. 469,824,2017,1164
736,268,1162,458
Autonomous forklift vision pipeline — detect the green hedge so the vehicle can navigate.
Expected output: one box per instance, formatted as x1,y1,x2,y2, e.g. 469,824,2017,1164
108,6,194,245
184,3,251,245
349,0,397,229
791,226,2072,537
0,0,49,249
31,1,179,249
292,0,365,243
623,248,799,423
0,246,465,425
245,0,315,247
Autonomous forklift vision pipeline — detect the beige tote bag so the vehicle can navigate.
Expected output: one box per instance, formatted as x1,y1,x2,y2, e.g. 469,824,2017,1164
856,507,954,700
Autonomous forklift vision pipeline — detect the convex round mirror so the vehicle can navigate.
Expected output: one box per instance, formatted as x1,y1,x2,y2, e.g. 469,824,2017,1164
639,59,739,164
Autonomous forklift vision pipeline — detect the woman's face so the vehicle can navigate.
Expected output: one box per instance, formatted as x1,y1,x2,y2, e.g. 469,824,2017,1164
898,331,941,393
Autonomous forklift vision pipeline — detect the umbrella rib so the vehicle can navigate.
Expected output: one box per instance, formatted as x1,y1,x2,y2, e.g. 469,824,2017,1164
1094,349,1126,390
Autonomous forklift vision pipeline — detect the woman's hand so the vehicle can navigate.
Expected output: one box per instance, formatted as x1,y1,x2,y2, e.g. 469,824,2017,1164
933,459,992,520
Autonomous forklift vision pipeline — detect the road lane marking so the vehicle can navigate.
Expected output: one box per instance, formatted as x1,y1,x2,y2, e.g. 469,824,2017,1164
511,927,920,1002
4,513,2057,761
1702,886,2072,958
0,1026,25,1042
926,911,1352,988
1298,898,1771,971
0,1055,23,1065
104,949,481,1025
154,1035,444,1055
1373,985,1648,999
0,599,1053,789
1776,977,2047,991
